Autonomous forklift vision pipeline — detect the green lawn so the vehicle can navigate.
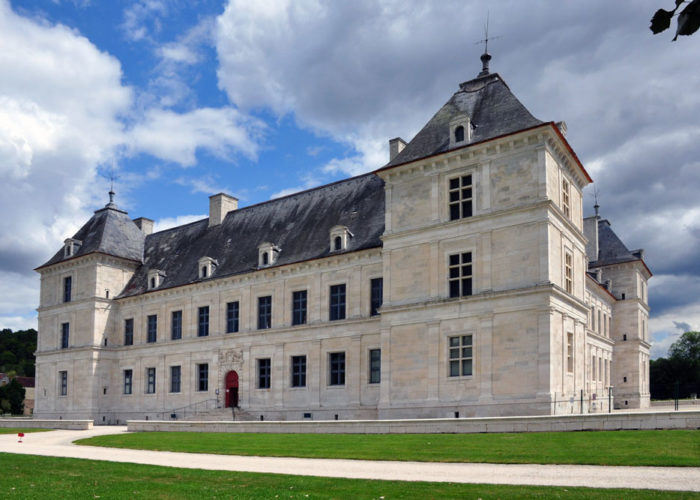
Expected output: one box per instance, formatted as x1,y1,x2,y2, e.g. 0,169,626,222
0,428,51,435
1,453,697,499
76,429,700,466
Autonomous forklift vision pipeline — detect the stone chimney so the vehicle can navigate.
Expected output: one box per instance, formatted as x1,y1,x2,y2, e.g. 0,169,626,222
133,217,154,235
389,137,406,162
209,193,238,227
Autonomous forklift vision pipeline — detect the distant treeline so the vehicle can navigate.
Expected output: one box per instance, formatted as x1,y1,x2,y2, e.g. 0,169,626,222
0,328,37,377
650,331,700,400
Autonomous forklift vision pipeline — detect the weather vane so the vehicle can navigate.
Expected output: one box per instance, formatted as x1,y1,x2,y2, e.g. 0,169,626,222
475,12,501,77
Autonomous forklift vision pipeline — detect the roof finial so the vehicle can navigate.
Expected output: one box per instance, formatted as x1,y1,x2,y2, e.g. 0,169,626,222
593,186,600,218
105,169,118,208
475,13,500,77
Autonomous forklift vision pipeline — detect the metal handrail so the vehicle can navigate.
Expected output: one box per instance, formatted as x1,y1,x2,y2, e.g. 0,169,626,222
158,398,219,420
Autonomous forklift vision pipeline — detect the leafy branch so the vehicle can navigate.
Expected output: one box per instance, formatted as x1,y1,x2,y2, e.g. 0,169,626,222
651,0,700,40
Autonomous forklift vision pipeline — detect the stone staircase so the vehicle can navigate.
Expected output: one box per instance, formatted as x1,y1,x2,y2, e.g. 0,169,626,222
178,406,258,422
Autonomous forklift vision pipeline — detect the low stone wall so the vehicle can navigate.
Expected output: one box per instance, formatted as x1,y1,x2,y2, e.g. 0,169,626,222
0,418,93,430
128,410,700,434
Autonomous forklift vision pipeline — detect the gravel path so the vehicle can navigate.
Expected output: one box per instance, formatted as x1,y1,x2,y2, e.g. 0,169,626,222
1,426,698,492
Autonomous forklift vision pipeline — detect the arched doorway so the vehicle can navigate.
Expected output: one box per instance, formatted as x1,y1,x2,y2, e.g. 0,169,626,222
225,370,239,408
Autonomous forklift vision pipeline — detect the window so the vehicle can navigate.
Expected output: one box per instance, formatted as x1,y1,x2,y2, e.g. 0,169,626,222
292,291,307,326
147,315,157,343
258,243,280,267
291,355,306,388
146,367,156,394
566,332,574,373
598,310,602,334
150,277,157,289
197,363,209,392
258,358,271,389
562,178,571,218
262,253,269,265
592,355,596,381
329,226,352,252
454,125,465,143
170,366,181,393
334,236,342,251
171,310,182,340
198,306,209,337
198,257,218,279
329,352,346,386
448,175,473,220
124,318,134,346
369,349,381,384
565,252,573,294
59,370,67,396
123,369,133,395
258,296,272,329
448,335,473,377
329,284,346,321
61,322,69,349
226,301,239,333
63,276,72,303
370,278,383,316
448,252,473,298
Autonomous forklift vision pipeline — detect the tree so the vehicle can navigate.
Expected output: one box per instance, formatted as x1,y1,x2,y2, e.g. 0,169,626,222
650,331,700,399
651,0,700,40
0,378,25,415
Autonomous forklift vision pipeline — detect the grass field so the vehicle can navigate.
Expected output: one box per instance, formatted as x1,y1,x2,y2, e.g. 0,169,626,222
2,453,698,499
0,428,51,435
76,429,700,466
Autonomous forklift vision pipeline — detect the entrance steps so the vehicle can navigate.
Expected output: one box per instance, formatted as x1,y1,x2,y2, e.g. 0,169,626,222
178,406,258,422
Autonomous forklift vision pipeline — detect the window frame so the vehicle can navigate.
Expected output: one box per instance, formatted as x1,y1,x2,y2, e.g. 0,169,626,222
63,276,72,303
170,366,181,393
198,306,209,337
329,351,346,386
123,369,133,395
226,301,239,333
448,252,473,298
60,322,69,349
145,367,156,394
292,290,307,326
147,314,157,343
562,177,571,218
448,335,473,378
564,251,573,294
197,363,208,392
370,278,383,316
369,348,381,384
59,370,68,396
258,296,272,330
257,358,271,389
329,284,346,321
566,332,574,373
124,318,134,346
448,174,473,221
291,355,307,388
171,310,182,340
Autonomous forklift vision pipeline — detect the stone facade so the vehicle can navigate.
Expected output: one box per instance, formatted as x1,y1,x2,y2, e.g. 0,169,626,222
33,69,650,423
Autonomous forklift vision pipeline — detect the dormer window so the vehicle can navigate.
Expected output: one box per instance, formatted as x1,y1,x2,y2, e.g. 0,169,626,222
198,257,218,279
258,242,280,268
330,225,353,252
147,269,166,290
449,114,471,148
63,238,82,258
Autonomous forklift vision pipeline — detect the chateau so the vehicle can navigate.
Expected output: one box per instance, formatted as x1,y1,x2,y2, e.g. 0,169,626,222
34,57,651,423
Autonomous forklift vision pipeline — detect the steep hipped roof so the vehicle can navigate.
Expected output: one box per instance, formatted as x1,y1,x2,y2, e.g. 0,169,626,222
385,72,543,168
38,201,145,269
591,219,645,268
119,173,385,298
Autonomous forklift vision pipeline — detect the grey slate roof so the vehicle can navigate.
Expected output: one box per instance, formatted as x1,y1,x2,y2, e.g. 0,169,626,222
385,73,543,168
118,173,385,298
39,203,145,268
591,219,644,268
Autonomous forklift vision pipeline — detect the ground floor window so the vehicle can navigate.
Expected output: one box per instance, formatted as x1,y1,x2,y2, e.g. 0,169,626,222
329,352,345,386
369,349,381,384
197,363,208,391
258,358,271,389
448,335,473,377
59,370,67,396
291,355,306,387
146,367,156,394
123,369,133,395
170,366,181,393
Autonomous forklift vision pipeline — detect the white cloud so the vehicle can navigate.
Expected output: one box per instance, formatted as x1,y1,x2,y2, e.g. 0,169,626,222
128,107,264,166
153,214,206,233
121,0,167,42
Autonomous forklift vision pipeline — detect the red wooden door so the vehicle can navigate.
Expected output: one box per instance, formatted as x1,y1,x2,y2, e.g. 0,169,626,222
225,370,239,407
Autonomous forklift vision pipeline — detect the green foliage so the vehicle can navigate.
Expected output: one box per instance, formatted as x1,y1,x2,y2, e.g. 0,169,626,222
0,378,25,415
1,453,696,499
651,331,700,399
0,328,36,377
76,429,700,467
651,0,700,40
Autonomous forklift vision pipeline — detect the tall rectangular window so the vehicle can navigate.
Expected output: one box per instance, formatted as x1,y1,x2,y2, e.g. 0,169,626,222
197,363,209,391
226,301,239,333
198,306,209,337
257,358,271,389
329,284,346,321
147,315,157,343
123,369,132,395
562,178,571,218
370,278,383,316
170,366,181,393
449,252,473,298
448,335,473,377
369,349,381,384
291,355,306,388
565,252,573,294
146,367,156,394
171,310,182,340
449,174,473,220
60,322,69,349
292,290,307,326
329,352,345,386
124,318,134,346
63,276,72,303
567,332,574,373
258,296,272,330
59,370,67,396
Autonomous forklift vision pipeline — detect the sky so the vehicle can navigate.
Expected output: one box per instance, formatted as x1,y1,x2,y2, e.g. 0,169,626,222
1,0,699,358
